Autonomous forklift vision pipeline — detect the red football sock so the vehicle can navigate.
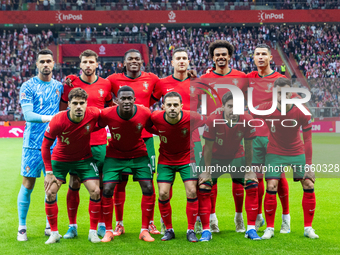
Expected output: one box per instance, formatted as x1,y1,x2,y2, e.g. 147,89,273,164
232,182,244,213
158,198,172,229
99,188,105,224
198,188,211,230
102,195,113,231
150,181,156,223
278,174,289,215
89,199,101,230
245,185,258,226
66,186,79,225
257,178,264,214
114,181,127,222
45,200,58,232
141,192,154,229
210,184,217,214
264,191,277,228
302,189,316,227
186,197,198,230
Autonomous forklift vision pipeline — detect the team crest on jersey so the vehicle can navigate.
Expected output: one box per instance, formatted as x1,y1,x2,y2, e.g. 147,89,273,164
25,166,30,173
190,86,195,94
265,83,273,93
143,82,149,91
46,125,50,133
236,131,243,139
181,128,188,137
136,123,143,132
204,124,209,132
232,79,239,86
84,124,91,134
98,89,104,97
56,89,60,98
21,92,26,100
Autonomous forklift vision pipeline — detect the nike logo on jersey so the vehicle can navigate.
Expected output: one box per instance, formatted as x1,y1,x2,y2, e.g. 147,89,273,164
216,132,224,135
111,127,120,130
159,130,166,133
167,88,174,92
250,82,255,84
62,131,70,134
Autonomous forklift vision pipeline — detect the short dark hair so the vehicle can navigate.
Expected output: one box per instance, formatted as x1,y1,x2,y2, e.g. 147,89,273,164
37,49,53,58
117,85,135,96
79,49,98,61
255,44,271,54
172,48,187,58
274,77,291,87
68,87,88,101
164,91,182,103
208,40,234,59
222,91,233,106
122,49,142,73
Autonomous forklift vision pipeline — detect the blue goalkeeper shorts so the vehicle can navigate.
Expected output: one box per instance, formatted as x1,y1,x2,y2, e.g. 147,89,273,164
21,148,46,178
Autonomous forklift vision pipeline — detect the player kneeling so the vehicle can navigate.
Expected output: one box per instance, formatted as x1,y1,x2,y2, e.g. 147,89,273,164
98,86,155,243
149,92,205,242
42,88,102,244
251,78,318,239
199,91,261,241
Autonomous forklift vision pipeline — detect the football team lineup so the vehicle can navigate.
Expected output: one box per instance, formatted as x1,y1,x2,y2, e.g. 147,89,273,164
10,39,337,250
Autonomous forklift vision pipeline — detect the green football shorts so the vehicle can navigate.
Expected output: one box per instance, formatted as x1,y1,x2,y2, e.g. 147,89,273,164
157,163,197,183
103,156,153,184
52,157,99,183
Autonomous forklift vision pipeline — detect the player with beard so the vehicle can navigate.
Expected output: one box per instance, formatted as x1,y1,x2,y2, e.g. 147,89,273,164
251,77,317,239
198,40,248,234
150,48,201,234
247,44,291,233
60,50,113,239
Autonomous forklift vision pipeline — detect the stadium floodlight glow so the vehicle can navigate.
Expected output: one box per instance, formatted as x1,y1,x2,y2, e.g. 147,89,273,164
200,85,311,116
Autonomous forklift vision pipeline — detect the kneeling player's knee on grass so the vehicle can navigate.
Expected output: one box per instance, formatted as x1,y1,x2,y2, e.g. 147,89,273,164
301,179,314,190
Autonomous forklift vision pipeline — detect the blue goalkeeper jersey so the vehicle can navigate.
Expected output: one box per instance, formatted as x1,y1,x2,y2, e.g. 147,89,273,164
20,76,63,149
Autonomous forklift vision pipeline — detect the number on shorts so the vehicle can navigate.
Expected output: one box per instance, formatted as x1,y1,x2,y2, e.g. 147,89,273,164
90,162,99,176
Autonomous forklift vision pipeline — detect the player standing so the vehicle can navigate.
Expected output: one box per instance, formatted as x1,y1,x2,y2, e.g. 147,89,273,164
199,40,248,233
60,50,112,239
150,48,201,234
106,49,160,235
17,49,63,241
251,77,318,239
99,86,155,242
200,91,261,241
150,92,205,242
247,44,290,232
42,88,102,244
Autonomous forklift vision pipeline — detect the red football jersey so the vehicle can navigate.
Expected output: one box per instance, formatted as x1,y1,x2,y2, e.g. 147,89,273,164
247,71,286,137
106,71,159,138
200,69,248,115
253,102,312,156
44,107,100,162
151,110,205,165
98,105,152,159
203,113,256,160
61,76,112,146
151,75,202,142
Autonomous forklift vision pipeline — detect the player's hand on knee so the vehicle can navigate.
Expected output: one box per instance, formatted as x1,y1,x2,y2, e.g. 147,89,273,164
244,171,258,185
198,172,212,186
44,174,57,192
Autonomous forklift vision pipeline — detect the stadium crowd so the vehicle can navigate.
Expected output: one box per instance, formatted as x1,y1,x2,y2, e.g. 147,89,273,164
1,23,340,120
1,0,340,11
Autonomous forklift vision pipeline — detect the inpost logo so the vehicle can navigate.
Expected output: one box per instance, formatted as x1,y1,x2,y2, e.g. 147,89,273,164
55,11,83,23
258,10,284,23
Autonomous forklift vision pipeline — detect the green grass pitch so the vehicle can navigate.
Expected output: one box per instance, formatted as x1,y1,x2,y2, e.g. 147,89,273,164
0,134,339,254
